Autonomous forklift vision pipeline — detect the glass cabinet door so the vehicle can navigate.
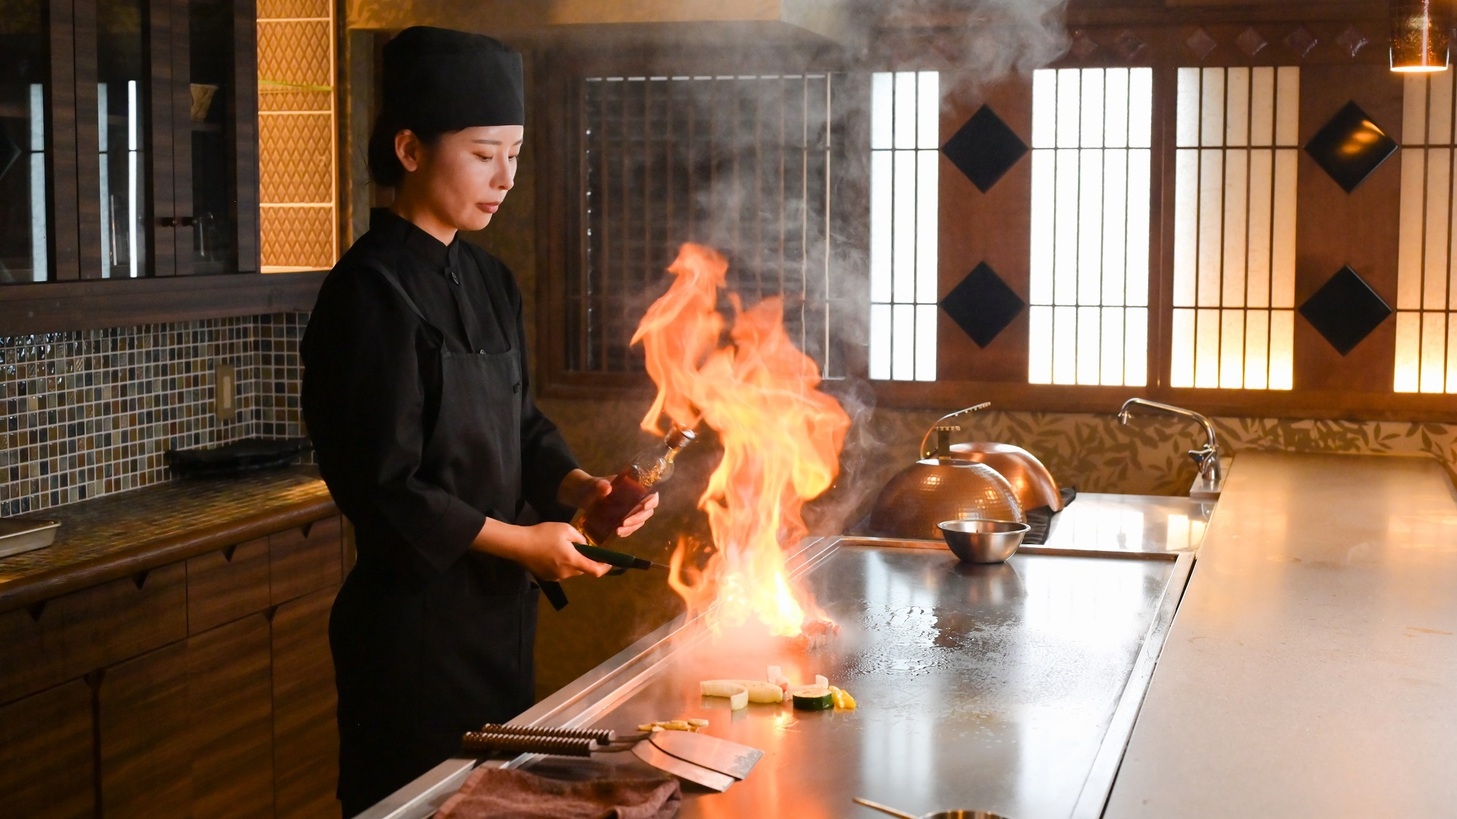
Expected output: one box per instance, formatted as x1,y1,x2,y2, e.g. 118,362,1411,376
97,0,147,279
187,0,237,275
0,1,50,284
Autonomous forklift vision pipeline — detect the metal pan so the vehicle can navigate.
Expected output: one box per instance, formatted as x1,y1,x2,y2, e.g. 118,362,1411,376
0,518,60,559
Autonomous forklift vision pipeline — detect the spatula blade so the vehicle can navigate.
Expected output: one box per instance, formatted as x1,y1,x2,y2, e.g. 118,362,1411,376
649,730,764,780
632,739,735,792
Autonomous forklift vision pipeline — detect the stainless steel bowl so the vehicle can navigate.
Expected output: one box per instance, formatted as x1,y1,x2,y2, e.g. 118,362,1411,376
937,519,1030,563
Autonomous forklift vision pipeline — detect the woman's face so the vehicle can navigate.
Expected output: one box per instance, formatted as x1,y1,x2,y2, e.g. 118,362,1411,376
399,125,523,235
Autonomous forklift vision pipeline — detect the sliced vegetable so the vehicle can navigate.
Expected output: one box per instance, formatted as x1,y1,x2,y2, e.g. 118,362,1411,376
829,685,857,710
814,674,829,689
700,680,750,710
701,678,783,704
638,718,711,732
790,685,834,711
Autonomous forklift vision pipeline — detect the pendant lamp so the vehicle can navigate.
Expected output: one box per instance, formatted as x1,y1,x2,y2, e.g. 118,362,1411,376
1391,0,1450,72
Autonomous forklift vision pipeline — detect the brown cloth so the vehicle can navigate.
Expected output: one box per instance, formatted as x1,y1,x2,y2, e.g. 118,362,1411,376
434,767,681,819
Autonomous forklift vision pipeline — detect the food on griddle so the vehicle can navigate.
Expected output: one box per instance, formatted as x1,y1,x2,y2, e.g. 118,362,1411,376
791,618,841,652
700,678,785,706
829,685,857,710
699,680,750,709
790,685,834,710
638,718,709,733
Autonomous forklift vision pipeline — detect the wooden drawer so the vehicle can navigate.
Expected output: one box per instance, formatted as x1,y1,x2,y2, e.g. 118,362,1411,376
187,536,271,635
270,516,342,606
0,679,95,819
0,562,187,705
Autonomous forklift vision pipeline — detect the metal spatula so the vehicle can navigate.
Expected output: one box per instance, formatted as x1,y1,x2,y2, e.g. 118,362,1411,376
631,739,736,792
646,730,763,780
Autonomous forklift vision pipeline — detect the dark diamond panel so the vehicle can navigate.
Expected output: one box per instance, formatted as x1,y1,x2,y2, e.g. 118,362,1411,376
1284,25,1318,58
1186,27,1218,60
941,262,1025,348
1305,102,1398,193
1298,265,1392,355
942,105,1028,194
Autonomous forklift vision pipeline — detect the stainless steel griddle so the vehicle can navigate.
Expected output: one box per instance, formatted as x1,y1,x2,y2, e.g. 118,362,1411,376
361,532,1194,819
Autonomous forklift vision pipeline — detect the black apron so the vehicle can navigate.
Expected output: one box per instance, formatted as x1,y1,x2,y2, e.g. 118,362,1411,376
330,262,537,816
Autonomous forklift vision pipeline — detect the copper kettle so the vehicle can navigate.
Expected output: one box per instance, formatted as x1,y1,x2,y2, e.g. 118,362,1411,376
866,404,1026,540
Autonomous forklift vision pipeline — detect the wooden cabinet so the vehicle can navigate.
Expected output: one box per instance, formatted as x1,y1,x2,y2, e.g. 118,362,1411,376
0,0,320,338
273,585,341,818
189,613,275,818
0,680,95,819
271,515,343,606
0,561,187,704
187,536,271,635
0,0,258,285
98,641,193,816
0,514,347,817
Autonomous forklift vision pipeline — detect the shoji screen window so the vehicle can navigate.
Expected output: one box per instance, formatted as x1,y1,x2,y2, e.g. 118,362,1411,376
1171,67,1298,390
1028,68,1152,387
869,71,939,382
1395,72,1457,394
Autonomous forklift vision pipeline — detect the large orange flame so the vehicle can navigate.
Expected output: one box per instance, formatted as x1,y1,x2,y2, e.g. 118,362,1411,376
636,243,851,638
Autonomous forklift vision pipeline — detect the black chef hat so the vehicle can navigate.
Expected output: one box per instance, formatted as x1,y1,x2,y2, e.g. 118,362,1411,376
380,26,524,132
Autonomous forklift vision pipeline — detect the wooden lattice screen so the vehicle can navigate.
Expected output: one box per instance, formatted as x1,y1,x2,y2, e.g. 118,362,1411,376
567,73,843,377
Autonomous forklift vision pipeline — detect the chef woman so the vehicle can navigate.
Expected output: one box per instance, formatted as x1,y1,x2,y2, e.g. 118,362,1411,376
301,26,657,816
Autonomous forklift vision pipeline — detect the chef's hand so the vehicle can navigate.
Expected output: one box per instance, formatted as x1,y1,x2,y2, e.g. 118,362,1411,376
472,518,611,581
557,468,660,538
614,490,659,537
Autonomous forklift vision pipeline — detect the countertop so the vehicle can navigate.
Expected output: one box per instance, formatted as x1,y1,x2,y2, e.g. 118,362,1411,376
0,466,333,613
1104,452,1457,817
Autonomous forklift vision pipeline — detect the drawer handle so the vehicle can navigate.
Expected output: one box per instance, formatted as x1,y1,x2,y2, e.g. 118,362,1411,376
133,570,150,590
27,601,46,622
223,544,238,563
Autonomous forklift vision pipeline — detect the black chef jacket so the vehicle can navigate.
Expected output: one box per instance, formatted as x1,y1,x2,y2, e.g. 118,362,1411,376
301,208,579,815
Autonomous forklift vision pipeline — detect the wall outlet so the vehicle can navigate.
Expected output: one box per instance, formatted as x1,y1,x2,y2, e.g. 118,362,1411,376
215,361,237,423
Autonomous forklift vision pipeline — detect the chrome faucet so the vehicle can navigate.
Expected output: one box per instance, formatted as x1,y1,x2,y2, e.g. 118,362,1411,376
1118,398,1223,498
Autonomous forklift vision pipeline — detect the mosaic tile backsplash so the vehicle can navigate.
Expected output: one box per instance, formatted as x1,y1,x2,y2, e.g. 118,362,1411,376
1,313,308,516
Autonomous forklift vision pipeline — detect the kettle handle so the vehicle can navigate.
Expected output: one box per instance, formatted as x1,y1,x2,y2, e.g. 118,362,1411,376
918,402,992,459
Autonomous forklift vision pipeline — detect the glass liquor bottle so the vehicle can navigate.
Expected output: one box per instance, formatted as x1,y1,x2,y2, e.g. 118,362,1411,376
573,424,696,546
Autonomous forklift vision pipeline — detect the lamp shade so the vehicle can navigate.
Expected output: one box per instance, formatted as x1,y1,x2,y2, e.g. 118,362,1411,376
1391,0,1450,72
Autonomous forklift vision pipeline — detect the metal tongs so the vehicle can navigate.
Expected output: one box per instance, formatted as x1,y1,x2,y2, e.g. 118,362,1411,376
461,723,762,792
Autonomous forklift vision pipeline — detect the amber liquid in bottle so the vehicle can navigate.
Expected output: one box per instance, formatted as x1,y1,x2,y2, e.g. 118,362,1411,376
573,425,695,546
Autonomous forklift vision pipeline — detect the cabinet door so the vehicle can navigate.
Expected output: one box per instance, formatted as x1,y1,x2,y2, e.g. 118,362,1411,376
0,680,95,819
98,640,192,817
77,0,259,280
273,584,341,818
92,0,149,281
189,613,273,817
0,0,53,284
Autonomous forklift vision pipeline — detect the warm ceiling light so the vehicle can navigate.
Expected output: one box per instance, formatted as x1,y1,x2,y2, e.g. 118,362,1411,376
1391,0,1450,72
